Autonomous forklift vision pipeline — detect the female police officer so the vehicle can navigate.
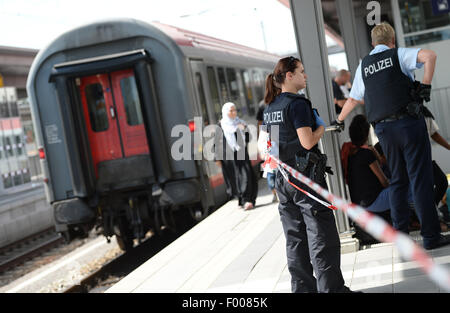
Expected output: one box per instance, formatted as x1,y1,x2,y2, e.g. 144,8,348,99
261,56,352,293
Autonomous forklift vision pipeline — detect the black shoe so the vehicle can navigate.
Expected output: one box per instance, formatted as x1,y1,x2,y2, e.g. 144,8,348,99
339,286,363,293
424,235,450,250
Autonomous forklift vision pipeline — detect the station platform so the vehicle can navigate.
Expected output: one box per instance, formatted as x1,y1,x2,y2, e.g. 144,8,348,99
106,180,450,293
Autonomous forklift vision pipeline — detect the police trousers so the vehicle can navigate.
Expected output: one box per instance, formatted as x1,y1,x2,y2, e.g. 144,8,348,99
275,171,346,293
374,116,441,248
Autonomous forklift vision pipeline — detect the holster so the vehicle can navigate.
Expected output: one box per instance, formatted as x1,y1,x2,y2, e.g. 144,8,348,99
408,81,425,119
295,150,333,183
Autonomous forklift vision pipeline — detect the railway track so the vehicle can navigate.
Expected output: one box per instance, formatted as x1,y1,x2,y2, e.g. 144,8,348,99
0,227,104,290
0,228,63,274
0,210,197,292
63,225,192,293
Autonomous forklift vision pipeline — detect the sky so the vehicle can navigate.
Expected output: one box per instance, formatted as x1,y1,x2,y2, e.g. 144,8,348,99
0,0,348,69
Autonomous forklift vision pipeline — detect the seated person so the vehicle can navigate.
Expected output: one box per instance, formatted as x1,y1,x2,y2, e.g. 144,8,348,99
375,127,449,232
374,142,390,178
343,115,392,244
422,107,450,227
374,141,422,232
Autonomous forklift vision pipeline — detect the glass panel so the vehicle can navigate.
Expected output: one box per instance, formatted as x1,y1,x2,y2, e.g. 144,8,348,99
225,68,242,112
428,87,450,141
120,76,144,126
195,73,210,125
405,28,450,46
399,0,450,34
217,67,229,104
85,83,109,132
207,66,222,122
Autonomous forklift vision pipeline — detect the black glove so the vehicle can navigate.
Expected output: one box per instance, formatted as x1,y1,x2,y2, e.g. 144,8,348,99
418,83,431,102
330,119,345,132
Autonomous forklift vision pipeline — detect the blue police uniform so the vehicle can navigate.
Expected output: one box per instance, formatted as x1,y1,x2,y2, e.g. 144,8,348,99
352,45,442,249
264,92,349,293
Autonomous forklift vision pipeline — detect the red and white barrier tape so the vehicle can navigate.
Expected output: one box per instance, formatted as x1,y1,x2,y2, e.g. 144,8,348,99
263,154,450,292
277,165,338,211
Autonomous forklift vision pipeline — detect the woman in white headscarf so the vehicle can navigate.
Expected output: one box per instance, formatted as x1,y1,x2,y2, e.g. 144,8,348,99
215,102,258,210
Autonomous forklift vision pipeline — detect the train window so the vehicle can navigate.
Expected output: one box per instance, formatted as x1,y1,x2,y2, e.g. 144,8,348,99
0,101,9,118
2,174,12,189
252,70,265,105
1,137,6,159
120,76,144,126
6,137,13,157
84,83,109,132
225,68,242,112
217,67,229,104
15,135,22,156
23,169,31,183
13,171,23,186
10,101,18,117
207,66,221,122
240,70,255,116
194,73,210,126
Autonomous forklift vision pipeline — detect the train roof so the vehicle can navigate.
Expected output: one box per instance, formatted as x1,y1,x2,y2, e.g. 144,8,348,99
151,22,281,62
29,18,279,75
27,18,279,93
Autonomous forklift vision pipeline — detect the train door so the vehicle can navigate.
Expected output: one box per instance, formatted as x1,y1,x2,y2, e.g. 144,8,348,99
110,69,149,157
190,60,215,165
189,60,218,206
78,69,149,176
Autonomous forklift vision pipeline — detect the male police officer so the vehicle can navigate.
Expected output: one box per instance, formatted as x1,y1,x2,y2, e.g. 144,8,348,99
332,22,450,250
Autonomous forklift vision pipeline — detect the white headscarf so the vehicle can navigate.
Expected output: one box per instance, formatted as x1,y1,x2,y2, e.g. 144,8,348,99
220,102,247,152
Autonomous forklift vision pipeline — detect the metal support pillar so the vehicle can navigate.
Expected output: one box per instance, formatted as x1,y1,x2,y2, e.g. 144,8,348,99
336,0,361,76
335,0,366,144
289,0,350,233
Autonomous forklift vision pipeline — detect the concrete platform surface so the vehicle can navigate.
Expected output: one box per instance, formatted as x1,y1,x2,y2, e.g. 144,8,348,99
106,181,450,293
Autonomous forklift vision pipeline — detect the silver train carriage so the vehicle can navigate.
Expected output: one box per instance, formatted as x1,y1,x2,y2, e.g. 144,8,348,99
27,18,279,250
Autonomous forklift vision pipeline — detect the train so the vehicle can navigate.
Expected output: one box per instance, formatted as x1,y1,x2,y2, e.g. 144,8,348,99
27,18,279,250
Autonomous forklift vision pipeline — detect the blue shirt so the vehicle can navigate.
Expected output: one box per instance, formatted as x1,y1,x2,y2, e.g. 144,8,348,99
349,45,423,101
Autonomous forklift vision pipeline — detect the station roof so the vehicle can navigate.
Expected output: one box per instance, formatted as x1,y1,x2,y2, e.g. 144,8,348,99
0,45,38,77
3,0,390,87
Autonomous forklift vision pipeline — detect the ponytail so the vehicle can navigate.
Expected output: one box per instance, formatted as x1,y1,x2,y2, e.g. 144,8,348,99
264,56,301,105
264,73,281,105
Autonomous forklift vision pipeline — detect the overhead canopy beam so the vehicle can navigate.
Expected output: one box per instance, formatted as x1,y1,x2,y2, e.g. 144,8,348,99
0,46,38,89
